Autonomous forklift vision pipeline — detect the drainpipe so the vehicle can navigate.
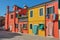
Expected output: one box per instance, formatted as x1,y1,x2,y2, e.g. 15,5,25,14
13,5,17,32
6,6,9,30
45,3,46,36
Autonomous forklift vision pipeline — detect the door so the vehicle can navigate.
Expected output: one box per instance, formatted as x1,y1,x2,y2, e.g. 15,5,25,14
18,24,23,33
9,25,12,31
32,24,38,35
47,22,53,37
59,30,60,38
22,24,28,34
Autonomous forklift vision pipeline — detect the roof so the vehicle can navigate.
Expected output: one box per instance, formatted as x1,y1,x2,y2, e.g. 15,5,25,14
28,0,57,9
13,5,22,9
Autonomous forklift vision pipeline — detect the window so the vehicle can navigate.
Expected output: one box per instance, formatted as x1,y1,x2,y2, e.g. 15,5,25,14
11,15,13,19
23,24,27,29
15,24,18,28
16,14,18,18
47,7,54,14
39,8,43,16
30,10,33,17
38,24,44,30
30,24,32,29
16,14,21,19
58,0,60,9
58,20,60,29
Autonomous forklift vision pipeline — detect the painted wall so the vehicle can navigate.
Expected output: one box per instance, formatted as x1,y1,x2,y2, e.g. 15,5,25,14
28,5,45,37
58,9,60,20
5,13,9,30
58,9,60,38
19,22,28,34
5,5,28,33
46,1,59,38
5,6,19,32
8,12,19,32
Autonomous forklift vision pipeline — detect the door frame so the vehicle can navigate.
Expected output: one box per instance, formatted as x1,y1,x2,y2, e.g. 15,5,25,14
47,22,54,37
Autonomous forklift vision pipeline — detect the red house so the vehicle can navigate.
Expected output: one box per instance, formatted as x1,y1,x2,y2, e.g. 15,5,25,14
45,0,59,38
5,5,28,34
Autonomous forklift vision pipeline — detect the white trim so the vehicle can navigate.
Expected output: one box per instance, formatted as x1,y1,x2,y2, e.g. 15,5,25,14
34,24,38,25
46,6,54,15
39,22,44,24
29,10,34,18
47,5,54,8
38,8,44,17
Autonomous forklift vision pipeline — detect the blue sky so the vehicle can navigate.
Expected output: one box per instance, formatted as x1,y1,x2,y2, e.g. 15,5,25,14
0,0,50,16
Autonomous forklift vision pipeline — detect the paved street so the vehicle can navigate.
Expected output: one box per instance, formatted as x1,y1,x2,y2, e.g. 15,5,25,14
0,30,59,40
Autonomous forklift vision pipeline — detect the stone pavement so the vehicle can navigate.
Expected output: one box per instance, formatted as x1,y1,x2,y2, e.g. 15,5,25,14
0,31,60,40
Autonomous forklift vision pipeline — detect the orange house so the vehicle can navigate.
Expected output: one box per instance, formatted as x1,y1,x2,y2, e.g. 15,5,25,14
18,6,28,34
5,5,28,33
45,0,59,38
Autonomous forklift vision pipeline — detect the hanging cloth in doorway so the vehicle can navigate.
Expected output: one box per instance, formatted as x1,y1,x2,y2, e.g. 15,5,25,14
32,25,38,35
47,22,53,36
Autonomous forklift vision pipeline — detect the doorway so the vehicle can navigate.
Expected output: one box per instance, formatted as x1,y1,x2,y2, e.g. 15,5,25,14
18,24,22,33
32,24,38,35
47,22,53,37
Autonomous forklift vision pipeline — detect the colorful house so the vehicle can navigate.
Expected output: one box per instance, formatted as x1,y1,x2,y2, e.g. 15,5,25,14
28,4,46,37
58,0,60,38
58,9,60,38
5,0,60,38
5,5,28,33
18,6,28,34
45,0,59,38
5,5,21,32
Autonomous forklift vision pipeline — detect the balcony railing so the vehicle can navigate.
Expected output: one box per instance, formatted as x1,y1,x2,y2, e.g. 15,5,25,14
17,14,28,19
18,18,28,22
46,14,58,21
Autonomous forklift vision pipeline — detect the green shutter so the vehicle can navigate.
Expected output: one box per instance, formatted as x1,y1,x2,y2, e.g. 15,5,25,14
58,20,60,29
39,24,44,30
30,24,32,29
58,0,60,9
40,8,43,16
32,25,38,35
30,11,33,17
17,14,21,18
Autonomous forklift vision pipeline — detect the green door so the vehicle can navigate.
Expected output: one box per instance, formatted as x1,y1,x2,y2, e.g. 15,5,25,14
32,25,38,35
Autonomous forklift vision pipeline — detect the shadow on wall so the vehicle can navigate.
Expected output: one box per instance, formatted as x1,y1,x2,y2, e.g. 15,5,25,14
0,30,22,40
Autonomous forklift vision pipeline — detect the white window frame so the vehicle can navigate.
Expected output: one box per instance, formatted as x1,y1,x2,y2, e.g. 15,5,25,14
30,10,34,18
39,8,44,16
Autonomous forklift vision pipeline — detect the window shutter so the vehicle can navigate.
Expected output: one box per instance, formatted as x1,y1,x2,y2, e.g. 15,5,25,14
58,20,60,29
39,24,44,30
30,11,33,17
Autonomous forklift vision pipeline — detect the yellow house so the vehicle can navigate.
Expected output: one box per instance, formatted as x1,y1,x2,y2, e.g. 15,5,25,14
28,4,46,37
58,9,60,38
58,9,60,20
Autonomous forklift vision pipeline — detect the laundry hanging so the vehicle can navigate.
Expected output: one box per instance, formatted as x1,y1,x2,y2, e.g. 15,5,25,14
39,24,44,30
32,25,38,35
53,14,56,20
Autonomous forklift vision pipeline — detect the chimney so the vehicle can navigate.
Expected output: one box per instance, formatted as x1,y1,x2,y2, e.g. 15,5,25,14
13,5,18,11
24,5,28,9
7,6,9,14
